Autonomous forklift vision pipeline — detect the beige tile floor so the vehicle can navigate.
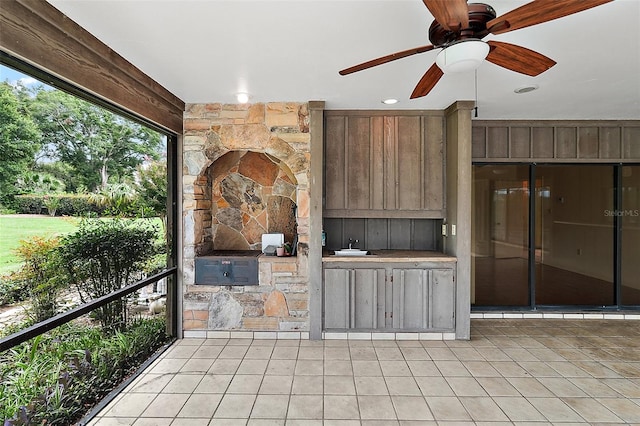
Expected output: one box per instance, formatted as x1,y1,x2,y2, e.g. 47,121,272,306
89,319,640,425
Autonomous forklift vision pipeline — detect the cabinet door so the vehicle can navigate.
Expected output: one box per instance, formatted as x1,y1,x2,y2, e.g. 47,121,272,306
347,117,373,210
324,268,386,330
426,116,444,212
391,267,455,331
430,269,455,329
392,269,429,329
324,116,346,211
324,268,350,329
352,268,386,329
396,116,422,211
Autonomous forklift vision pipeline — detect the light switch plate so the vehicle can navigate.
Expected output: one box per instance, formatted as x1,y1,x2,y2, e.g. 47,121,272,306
441,224,447,236
451,225,456,236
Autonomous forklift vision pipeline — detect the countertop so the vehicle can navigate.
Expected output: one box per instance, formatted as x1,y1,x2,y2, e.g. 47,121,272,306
322,250,456,263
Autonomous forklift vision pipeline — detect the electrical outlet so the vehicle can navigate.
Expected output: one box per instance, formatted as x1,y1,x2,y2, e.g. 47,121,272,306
451,225,456,236
441,224,447,236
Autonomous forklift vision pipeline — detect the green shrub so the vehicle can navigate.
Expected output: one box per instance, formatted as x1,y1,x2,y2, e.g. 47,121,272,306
66,195,104,217
0,335,65,424
59,219,160,332
89,182,138,217
14,172,66,195
1,318,169,425
13,236,63,322
43,195,61,216
0,273,30,306
0,206,17,214
14,194,105,216
0,216,167,423
13,194,45,215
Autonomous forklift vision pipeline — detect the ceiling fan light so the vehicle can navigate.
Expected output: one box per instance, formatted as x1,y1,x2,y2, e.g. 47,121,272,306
435,40,489,73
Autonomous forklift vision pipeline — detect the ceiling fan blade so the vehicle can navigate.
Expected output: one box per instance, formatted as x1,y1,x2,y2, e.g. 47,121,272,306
339,45,435,75
488,0,612,34
422,0,469,31
486,40,556,76
410,63,444,99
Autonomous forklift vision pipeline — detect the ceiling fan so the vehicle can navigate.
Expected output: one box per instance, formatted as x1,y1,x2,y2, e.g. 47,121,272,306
339,0,613,99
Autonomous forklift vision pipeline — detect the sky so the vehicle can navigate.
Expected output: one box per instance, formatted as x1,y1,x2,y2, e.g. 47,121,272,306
1,64,47,88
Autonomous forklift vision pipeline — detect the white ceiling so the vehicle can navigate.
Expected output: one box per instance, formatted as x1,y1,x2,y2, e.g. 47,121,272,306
48,0,640,120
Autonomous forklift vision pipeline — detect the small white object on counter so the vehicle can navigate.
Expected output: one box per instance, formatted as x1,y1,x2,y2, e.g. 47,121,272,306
261,233,284,253
334,249,369,256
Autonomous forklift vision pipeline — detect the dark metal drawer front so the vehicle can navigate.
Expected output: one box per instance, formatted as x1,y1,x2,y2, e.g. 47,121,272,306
195,256,259,285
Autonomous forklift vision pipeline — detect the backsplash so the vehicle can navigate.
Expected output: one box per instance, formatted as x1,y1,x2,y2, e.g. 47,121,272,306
323,218,443,251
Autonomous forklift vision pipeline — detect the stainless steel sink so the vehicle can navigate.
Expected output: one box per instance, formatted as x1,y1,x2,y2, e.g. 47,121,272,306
333,249,369,256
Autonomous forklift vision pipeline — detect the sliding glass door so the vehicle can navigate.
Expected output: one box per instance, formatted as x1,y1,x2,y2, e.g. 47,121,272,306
472,163,639,309
535,166,614,306
472,165,530,306
621,166,640,305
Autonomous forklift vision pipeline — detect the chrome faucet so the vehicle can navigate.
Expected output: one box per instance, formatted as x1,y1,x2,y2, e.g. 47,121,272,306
348,238,359,249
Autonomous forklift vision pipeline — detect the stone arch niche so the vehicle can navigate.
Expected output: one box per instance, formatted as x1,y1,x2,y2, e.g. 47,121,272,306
183,102,311,287
208,150,298,250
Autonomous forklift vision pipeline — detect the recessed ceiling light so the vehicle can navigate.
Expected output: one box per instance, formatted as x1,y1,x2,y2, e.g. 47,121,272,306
382,98,398,105
236,93,250,103
514,84,539,94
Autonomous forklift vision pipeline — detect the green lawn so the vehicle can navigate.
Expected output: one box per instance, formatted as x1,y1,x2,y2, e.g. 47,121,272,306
0,215,81,275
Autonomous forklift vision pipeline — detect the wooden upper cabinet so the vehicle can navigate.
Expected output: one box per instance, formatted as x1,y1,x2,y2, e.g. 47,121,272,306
325,115,346,211
324,111,445,218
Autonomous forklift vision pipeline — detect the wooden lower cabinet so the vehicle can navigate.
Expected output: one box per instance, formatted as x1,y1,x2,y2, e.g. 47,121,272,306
323,264,455,331
324,268,387,329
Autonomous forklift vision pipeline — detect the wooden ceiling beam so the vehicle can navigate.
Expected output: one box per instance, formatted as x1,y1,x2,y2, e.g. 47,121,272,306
0,0,184,133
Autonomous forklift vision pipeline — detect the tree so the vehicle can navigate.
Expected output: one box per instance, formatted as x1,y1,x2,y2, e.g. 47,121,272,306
30,89,163,192
37,160,84,193
135,161,168,248
136,161,167,219
0,82,41,202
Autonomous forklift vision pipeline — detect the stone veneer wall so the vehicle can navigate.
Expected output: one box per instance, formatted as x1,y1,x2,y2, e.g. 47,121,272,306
183,102,311,333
